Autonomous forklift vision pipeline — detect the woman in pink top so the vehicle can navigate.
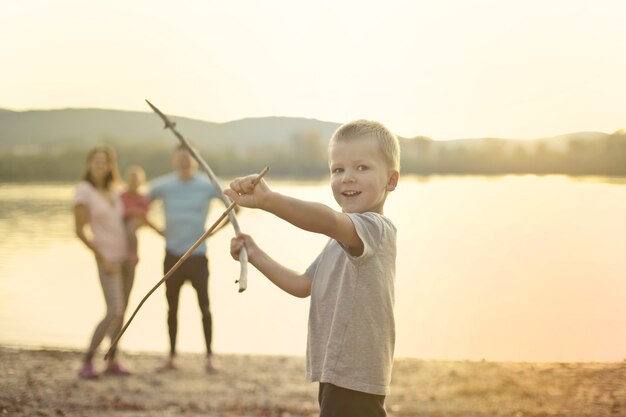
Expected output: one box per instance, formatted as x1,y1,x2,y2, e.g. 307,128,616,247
74,145,135,378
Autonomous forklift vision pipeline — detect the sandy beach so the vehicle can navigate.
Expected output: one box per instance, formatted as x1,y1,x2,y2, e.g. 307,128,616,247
1,346,624,417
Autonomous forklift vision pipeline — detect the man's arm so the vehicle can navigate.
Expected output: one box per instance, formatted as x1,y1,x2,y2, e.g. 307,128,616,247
144,217,164,236
143,191,163,235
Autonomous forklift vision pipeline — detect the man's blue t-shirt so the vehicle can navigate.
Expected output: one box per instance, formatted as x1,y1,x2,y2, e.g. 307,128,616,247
149,173,222,256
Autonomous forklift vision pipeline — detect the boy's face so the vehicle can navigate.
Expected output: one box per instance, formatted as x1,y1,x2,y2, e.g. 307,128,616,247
329,135,398,214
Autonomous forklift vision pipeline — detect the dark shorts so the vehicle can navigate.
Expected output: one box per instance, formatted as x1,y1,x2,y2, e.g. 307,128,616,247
164,252,212,355
318,383,386,417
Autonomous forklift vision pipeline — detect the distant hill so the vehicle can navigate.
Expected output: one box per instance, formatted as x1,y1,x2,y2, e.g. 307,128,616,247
0,107,616,156
0,108,340,151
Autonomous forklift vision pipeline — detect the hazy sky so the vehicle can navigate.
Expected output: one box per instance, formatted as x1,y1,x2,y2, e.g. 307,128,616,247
2,0,625,139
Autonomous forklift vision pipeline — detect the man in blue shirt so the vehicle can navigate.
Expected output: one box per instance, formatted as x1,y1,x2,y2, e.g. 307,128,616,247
149,145,229,372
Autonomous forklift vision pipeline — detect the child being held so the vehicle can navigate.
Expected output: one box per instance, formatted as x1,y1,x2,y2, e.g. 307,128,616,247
225,120,400,417
122,165,161,263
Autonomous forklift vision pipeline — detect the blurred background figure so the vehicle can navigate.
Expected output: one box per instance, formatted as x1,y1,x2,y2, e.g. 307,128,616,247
149,145,232,373
121,165,162,264
73,145,135,378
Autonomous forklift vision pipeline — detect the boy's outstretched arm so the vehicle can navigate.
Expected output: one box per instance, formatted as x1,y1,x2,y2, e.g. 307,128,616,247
224,175,363,254
231,233,311,298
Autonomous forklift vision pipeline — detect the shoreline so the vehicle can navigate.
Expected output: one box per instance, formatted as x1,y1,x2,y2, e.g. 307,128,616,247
3,341,623,365
2,345,625,417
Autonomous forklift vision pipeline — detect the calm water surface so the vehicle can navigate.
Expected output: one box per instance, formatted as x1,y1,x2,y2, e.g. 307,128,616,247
1,176,625,361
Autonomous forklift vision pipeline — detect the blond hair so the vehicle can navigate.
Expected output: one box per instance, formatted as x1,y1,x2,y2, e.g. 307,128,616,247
329,120,400,170
124,164,146,180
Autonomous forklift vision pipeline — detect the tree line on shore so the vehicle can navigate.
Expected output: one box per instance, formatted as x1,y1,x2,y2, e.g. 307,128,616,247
1,129,625,181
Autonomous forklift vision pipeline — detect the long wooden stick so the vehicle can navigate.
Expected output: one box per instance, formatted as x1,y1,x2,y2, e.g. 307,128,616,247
145,99,251,292
104,166,269,360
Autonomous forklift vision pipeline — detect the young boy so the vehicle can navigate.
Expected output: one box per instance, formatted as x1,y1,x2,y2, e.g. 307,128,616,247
225,120,400,417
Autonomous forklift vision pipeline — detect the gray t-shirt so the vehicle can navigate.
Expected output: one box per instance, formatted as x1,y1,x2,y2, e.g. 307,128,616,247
305,212,396,395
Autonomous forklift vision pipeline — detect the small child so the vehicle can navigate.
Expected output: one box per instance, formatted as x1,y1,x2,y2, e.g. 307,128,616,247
121,165,161,263
225,120,400,417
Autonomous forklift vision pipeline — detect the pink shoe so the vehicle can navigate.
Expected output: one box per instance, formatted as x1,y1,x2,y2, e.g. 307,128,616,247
78,363,99,379
104,362,132,376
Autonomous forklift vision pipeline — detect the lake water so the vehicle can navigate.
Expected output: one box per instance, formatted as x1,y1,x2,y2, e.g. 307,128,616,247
1,176,625,362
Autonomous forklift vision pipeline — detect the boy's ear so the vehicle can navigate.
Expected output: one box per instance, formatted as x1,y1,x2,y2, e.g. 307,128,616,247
386,170,399,191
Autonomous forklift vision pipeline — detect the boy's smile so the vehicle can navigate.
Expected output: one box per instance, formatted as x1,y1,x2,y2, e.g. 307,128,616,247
329,135,398,214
